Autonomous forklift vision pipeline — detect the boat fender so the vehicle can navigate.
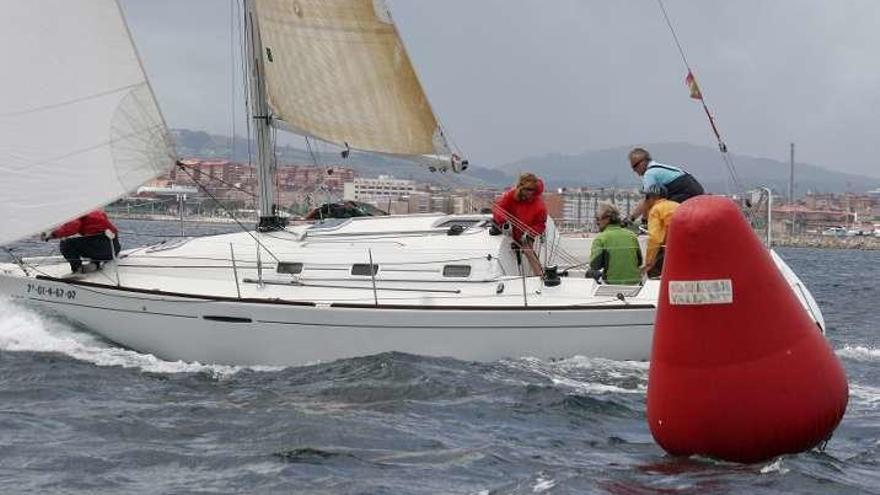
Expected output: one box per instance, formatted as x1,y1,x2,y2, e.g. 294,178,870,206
646,196,848,463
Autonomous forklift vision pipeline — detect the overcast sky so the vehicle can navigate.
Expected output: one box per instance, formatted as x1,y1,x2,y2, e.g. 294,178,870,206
120,0,880,178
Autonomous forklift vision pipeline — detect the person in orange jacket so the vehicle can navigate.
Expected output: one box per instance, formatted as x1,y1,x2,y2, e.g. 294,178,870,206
492,172,547,277
641,184,680,278
42,210,121,273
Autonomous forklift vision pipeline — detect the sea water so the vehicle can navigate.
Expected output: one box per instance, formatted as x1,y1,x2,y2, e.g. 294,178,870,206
0,220,877,494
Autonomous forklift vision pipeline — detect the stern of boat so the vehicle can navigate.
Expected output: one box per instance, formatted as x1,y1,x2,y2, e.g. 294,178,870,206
770,250,826,332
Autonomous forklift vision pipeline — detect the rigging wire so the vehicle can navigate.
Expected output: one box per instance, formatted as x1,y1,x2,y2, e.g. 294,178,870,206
492,202,585,270
229,0,238,163
237,0,255,176
656,0,744,196
271,124,282,211
175,161,257,198
175,161,281,262
304,136,322,168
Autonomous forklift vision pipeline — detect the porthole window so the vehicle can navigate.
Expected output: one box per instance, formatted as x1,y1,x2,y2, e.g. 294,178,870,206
351,264,379,276
442,265,471,278
277,262,303,274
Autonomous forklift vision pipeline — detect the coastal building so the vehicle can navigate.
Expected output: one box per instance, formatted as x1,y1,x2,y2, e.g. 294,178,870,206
343,176,418,203
559,188,642,231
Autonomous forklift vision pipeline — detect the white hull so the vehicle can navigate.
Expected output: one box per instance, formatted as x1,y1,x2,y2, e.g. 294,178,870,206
0,273,653,365
0,214,821,366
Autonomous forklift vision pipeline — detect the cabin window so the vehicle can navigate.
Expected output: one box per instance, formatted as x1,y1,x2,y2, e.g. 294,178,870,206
277,262,303,275
442,265,471,278
351,264,379,276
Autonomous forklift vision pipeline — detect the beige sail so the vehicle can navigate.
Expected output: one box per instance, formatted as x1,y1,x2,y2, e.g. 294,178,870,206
253,0,450,157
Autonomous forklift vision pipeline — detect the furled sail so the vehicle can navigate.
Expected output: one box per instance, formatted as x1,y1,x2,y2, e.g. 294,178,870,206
252,0,452,159
0,0,174,245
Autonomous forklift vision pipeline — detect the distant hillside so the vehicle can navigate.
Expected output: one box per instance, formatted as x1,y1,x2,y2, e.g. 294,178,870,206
172,131,877,195
171,129,509,188
499,142,880,195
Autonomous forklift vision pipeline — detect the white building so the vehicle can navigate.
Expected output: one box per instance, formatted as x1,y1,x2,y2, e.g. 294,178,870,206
561,188,641,231
343,176,418,202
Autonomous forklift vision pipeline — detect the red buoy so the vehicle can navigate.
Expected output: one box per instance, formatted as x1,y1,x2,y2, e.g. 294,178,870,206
646,196,848,463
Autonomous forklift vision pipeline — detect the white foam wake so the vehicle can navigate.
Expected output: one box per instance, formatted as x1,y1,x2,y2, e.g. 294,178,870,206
759,457,790,474
848,383,880,410
0,298,280,376
504,356,648,395
837,345,880,362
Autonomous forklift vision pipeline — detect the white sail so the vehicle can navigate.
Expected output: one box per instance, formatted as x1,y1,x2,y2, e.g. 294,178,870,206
0,0,174,245
252,0,451,158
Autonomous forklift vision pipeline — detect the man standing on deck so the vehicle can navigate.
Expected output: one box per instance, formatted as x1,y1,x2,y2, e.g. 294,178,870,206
626,147,703,223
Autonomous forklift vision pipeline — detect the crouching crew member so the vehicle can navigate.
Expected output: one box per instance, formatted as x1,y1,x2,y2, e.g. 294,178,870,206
627,147,703,223
43,210,121,273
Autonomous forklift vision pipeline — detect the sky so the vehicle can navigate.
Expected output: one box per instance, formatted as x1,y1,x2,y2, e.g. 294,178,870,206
120,0,880,178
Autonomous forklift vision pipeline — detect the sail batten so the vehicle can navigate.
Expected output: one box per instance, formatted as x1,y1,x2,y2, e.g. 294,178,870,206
253,0,450,158
0,1,174,245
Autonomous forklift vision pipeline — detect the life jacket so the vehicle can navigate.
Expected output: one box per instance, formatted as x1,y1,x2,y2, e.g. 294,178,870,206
646,163,704,203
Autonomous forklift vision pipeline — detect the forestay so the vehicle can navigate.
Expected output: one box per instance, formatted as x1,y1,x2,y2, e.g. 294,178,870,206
252,0,451,158
0,0,174,245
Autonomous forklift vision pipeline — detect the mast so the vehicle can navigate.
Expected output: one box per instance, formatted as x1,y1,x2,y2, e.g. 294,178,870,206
243,0,284,231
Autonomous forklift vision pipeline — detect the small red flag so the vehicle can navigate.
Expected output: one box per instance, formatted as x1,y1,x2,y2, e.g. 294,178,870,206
685,71,703,100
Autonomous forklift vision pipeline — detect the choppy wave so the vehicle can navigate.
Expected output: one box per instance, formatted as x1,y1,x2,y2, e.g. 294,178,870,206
849,383,880,410
760,458,790,474
837,345,880,362
0,298,279,376
503,356,648,395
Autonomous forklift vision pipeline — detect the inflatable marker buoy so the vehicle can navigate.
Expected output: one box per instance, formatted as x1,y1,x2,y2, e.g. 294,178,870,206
646,196,848,464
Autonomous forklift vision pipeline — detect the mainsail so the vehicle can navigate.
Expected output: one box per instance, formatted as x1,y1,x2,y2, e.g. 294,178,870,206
0,0,174,245
252,0,452,158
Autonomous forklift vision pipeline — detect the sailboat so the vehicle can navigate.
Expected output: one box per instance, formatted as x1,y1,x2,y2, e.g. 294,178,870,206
0,0,824,366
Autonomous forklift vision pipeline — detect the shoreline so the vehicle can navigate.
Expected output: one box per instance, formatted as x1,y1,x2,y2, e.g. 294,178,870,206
108,213,250,224
773,235,880,251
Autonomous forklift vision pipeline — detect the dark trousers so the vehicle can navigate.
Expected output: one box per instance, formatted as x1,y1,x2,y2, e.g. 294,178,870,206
648,248,665,278
59,235,121,272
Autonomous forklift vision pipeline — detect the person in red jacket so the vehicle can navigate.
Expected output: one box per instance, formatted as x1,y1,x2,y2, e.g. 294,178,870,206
42,210,121,273
492,172,547,277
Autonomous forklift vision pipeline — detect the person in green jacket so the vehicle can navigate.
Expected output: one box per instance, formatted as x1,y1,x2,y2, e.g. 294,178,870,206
587,202,642,285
